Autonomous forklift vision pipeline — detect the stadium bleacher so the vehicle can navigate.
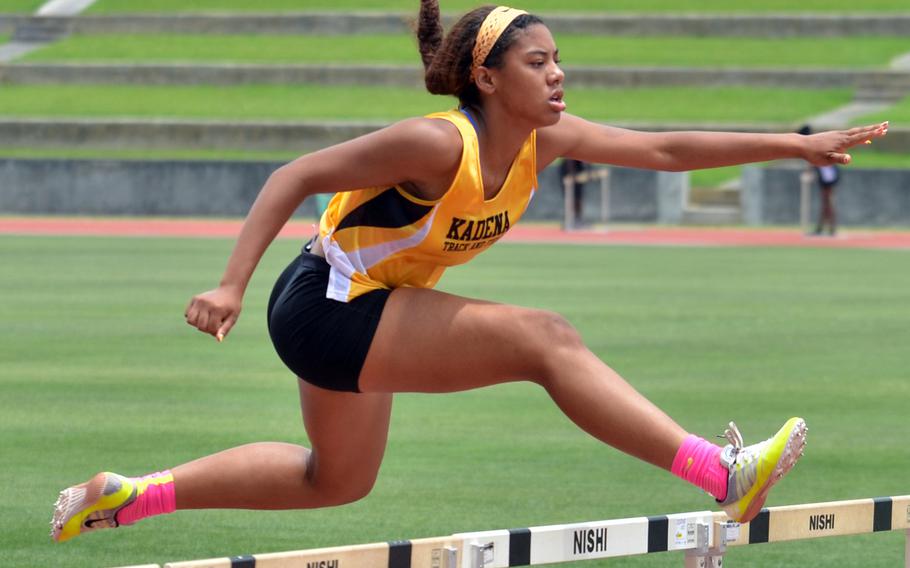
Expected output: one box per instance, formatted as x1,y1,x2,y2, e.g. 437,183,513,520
0,0,908,221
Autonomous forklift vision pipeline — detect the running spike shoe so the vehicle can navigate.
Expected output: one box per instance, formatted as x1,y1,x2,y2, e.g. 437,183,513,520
51,472,136,543
717,417,807,523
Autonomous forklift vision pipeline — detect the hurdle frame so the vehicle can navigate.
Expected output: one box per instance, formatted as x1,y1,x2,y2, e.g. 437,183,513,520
799,167,814,234
121,496,909,568
562,166,610,231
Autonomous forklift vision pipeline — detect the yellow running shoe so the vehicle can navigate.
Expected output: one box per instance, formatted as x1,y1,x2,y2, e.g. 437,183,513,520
717,417,807,523
51,472,136,543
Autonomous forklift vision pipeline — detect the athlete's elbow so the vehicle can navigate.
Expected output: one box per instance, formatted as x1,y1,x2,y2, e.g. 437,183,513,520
266,158,317,202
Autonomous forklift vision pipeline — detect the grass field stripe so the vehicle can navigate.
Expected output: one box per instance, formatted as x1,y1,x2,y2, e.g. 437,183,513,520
748,509,771,544
646,516,669,552
229,557,254,567
874,497,893,532
387,540,411,568
508,528,531,566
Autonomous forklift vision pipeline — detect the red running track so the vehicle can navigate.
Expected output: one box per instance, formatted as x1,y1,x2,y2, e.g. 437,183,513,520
2,217,910,250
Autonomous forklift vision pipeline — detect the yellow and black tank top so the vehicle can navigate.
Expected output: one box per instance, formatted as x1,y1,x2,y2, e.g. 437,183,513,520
318,108,538,302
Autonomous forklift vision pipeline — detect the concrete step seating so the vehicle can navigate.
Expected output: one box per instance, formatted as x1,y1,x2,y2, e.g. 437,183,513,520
5,12,910,37
0,6,907,213
10,17,68,42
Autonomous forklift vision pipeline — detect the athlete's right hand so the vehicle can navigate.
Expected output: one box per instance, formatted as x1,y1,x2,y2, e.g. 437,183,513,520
185,286,242,342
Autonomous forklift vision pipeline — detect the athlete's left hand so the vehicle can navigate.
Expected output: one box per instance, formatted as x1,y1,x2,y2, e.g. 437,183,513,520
185,285,242,342
801,121,888,166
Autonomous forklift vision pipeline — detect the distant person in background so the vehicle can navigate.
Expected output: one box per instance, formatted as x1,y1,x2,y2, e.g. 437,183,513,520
813,163,839,236
799,125,840,236
559,158,588,226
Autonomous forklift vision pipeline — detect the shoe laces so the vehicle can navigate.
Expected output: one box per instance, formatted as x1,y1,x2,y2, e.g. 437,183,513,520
719,422,763,498
720,422,764,471
723,421,745,450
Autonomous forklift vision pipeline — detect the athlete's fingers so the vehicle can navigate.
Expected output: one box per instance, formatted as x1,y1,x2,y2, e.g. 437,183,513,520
827,152,852,165
185,299,200,327
216,314,238,343
848,123,879,135
869,121,889,140
847,122,888,146
842,127,872,147
206,310,227,336
205,304,233,336
195,310,211,335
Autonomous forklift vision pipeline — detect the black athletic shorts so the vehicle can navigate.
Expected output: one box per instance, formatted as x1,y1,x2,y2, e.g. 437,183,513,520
267,250,391,393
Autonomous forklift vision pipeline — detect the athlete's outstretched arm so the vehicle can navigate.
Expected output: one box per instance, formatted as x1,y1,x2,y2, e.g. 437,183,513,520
184,118,462,341
536,113,888,172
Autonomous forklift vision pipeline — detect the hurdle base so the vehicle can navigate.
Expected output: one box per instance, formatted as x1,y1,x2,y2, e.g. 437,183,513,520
683,520,726,568
684,553,724,568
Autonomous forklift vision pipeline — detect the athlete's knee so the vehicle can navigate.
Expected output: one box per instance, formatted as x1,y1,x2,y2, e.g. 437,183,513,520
316,478,376,506
540,309,585,350
305,455,379,506
521,309,586,377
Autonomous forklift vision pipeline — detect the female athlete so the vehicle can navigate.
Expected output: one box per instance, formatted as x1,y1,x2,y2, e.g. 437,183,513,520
52,1,888,542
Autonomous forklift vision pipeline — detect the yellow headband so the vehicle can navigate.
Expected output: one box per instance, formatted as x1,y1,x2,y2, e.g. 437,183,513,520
471,6,528,72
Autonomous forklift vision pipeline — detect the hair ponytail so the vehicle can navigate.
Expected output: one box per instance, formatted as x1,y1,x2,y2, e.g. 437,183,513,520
417,0,444,71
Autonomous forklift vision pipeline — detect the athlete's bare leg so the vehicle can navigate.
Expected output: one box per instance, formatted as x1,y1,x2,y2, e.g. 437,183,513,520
359,287,688,470
172,381,392,510
159,287,686,510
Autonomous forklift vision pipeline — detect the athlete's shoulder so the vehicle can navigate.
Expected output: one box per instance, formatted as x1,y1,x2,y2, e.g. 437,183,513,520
277,112,468,195
373,116,463,177
390,116,464,157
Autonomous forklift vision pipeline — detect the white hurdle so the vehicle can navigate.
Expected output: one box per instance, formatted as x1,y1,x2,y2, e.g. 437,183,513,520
121,495,909,568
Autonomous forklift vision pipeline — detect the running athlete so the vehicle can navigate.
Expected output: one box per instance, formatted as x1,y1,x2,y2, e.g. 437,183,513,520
52,2,888,543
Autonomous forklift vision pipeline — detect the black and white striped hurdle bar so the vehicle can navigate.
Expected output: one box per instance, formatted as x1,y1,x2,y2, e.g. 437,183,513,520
118,495,909,568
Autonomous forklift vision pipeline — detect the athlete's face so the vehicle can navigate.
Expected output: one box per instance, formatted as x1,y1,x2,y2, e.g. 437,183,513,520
492,24,566,127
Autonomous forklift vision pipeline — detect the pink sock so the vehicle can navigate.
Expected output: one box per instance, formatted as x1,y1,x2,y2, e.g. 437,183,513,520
671,435,729,501
115,471,176,526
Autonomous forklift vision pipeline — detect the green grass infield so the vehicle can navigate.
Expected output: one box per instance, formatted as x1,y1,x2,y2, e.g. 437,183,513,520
85,0,910,13
1,236,908,568
0,84,854,124
855,95,910,126
0,0,43,12
21,34,910,69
